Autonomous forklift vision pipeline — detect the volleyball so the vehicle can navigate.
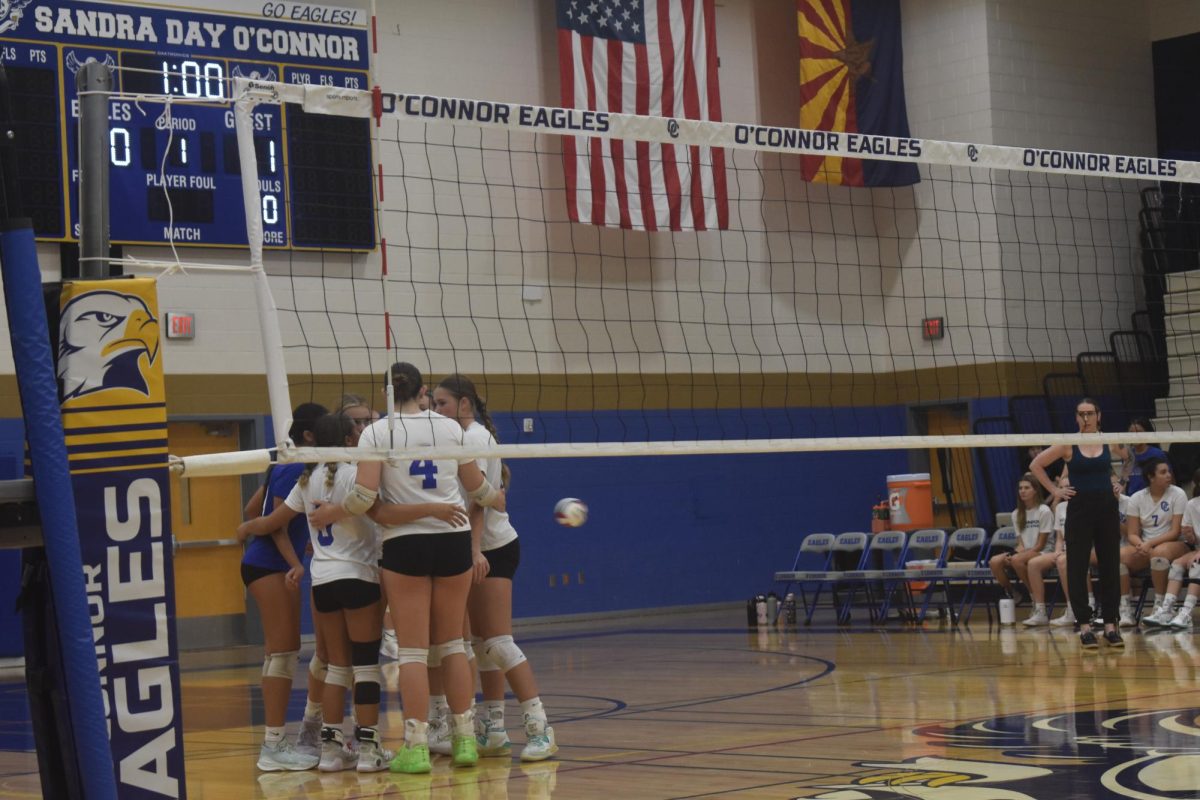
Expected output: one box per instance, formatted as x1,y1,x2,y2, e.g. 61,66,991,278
554,498,588,527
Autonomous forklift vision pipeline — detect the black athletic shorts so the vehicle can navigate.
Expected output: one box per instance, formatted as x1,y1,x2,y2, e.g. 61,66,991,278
381,531,472,577
483,538,521,580
311,579,381,613
240,563,283,587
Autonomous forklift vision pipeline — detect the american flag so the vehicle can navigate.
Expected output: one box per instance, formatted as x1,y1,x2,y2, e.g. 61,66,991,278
557,0,728,231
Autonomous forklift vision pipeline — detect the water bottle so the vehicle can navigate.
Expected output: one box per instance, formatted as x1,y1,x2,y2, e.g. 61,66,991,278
784,592,797,624
745,597,757,628
754,594,768,626
766,592,779,624
998,597,1015,625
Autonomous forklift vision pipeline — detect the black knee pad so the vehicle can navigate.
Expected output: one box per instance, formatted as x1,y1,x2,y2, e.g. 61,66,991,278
354,679,381,705
352,639,382,666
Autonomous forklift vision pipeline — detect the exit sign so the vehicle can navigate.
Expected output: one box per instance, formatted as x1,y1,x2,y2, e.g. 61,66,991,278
922,316,945,340
165,312,195,340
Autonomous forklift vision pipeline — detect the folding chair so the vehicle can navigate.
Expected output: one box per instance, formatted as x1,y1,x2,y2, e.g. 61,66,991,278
960,526,1018,623
891,529,947,623
773,532,834,620
933,527,986,624
796,532,873,623
839,530,907,624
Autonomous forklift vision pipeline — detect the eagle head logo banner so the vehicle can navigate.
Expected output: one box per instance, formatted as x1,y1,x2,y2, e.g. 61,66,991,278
797,0,919,186
56,278,184,800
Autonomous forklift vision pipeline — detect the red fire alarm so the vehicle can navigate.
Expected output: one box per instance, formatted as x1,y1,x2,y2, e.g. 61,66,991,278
921,316,944,340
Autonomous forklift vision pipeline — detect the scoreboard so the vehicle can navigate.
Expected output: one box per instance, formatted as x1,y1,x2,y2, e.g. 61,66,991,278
0,0,374,250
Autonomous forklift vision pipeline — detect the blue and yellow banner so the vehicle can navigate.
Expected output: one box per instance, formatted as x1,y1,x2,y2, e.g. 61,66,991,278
58,278,185,799
797,0,919,186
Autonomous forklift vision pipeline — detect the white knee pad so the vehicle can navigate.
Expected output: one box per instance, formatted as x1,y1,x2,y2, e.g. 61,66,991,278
1119,563,1129,576
483,635,526,673
325,664,353,689
1170,564,1186,582
463,640,476,663
262,650,299,680
1190,562,1200,580
431,639,466,664
308,654,328,683
1151,556,1171,572
473,638,500,672
396,647,428,666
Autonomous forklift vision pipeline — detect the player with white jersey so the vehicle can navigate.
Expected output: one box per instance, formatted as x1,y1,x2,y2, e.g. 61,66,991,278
1121,458,1188,623
989,474,1052,605
308,363,506,775
239,414,397,772
433,373,557,763
1141,480,1200,629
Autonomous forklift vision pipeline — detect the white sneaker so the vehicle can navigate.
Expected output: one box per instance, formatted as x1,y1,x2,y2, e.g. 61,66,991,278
428,715,452,756
1142,605,1174,627
296,716,322,757
1167,607,1194,630
317,731,357,772
355,729,393,773
1118,601,1137,628
1021,609,1049,626
476,713,512,756
1049,608,1076,627
257,737,319,772
521,718,558,762
380,630,399,660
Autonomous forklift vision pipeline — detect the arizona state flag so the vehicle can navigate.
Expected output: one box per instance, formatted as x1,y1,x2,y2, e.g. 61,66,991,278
797,0,919,186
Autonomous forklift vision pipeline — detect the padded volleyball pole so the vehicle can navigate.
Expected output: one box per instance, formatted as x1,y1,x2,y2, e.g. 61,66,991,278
233,82,294,451
0,226,119,799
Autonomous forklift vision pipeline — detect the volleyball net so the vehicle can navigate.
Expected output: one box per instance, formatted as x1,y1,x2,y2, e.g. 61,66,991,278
69,70,1200,486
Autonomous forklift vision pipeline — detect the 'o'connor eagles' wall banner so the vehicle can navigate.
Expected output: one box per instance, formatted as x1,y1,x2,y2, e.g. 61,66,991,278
58,277,183,799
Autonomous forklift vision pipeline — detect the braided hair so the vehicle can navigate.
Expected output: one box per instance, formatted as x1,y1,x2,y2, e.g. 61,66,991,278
299,413,355,491
438,373,510,489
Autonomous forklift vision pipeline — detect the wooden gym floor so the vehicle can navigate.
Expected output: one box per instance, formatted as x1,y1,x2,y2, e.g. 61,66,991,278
1,606,1199,799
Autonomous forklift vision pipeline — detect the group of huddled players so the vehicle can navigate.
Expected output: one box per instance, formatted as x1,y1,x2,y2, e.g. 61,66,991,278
236,363,556,774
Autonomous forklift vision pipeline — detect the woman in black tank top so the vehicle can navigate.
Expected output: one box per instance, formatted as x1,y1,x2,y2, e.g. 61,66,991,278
1030,397,1123,650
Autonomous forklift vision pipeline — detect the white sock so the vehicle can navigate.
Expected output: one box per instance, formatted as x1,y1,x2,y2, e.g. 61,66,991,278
451,711,474,737
484,700,505,722
1161,594,1177,612
1034,603,1045,612
429,694,448,721
304,700,322,721
520,697,547,724
264,726,285,745
405,719,429,746
1184,595,1198,612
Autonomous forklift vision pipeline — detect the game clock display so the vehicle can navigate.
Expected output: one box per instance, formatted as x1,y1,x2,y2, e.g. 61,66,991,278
0,0,373,251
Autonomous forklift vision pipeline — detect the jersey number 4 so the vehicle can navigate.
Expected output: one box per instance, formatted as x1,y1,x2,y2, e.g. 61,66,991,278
317,524,334,546
410,459,438,489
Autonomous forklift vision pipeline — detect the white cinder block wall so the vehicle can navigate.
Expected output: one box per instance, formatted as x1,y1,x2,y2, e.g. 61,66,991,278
1,0,1196,392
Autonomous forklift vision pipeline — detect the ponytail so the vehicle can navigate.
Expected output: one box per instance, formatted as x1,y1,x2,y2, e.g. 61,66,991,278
438,373,511,489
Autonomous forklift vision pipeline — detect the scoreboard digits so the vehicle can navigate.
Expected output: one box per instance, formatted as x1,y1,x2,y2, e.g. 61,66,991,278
0,0,374,251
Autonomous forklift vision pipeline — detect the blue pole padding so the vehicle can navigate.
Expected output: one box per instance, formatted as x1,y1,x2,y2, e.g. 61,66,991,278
0,220,118,800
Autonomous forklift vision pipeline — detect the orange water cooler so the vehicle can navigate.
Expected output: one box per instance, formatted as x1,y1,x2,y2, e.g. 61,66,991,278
887,473,933,531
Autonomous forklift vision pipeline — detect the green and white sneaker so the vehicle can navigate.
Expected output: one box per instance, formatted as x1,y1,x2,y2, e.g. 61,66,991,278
451,733,478,768
257,737,319,772
390,719,432,774
476,714,512,757
355,727,393,773
521,718,558,762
